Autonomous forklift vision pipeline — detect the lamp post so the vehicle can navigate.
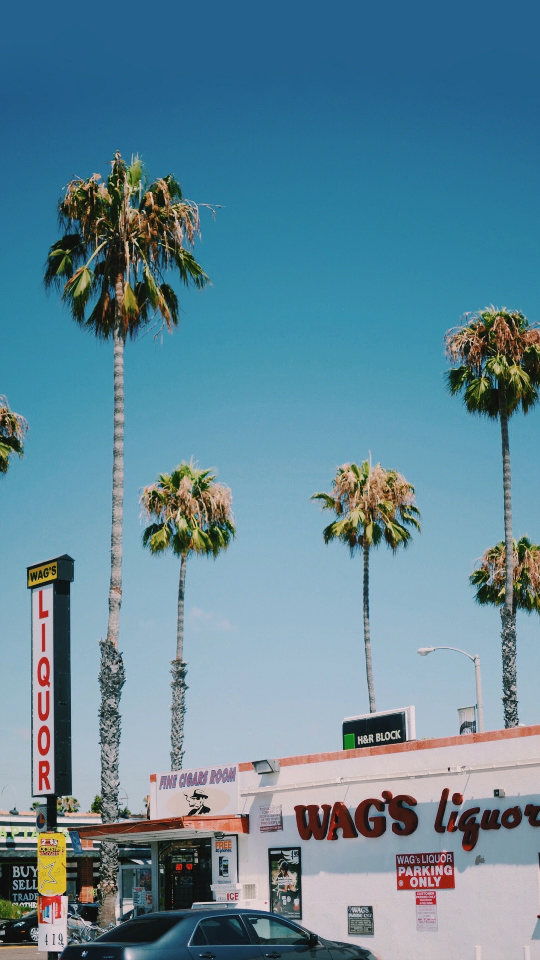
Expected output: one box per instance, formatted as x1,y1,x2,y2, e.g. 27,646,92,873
0,784,19,816
417,645,484,733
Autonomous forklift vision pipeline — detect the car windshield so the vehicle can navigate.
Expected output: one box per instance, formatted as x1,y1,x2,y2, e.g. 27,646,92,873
99,917,183,943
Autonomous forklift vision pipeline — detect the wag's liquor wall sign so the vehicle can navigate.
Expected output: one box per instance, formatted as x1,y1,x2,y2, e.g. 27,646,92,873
294,786,540,852
28,555,74,797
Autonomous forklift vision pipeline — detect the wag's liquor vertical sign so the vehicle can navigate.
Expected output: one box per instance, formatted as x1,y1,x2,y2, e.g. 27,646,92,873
28,556,74,797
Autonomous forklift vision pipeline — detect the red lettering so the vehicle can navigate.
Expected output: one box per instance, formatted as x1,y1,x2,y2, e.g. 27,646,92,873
524,804,540,826
41,623,46,652
354,799,386,837
388,795,418,836
38,591,49,619
480,809,501,831
446,810,460,833
501,806,522,829
37,658,50,687
38,761,51,792
38,726,50,756
37,690,50,721
458,807,480,851
327,802,358,841
294,804,331,840
434,788,449,833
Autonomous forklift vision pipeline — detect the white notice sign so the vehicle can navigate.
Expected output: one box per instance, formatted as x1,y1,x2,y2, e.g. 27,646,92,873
259,804,283,832
416,890,438,932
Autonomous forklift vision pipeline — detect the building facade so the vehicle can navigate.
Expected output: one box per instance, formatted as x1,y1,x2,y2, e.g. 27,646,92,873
79,725,540,960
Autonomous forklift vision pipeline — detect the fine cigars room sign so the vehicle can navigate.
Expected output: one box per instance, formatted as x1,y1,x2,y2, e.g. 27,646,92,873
153,764,239,818
28,555,74,797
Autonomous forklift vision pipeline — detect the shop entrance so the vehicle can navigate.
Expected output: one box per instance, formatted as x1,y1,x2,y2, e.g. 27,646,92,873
159,838,212,910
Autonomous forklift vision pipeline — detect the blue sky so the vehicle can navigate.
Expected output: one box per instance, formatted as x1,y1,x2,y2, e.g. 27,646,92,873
2,0,540,813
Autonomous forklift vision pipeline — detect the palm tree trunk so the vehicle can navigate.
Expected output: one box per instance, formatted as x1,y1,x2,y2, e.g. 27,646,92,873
499,382,518,727
98,639,125,925
98,303,126,927
170,553,188,770
363,544,376,713
176,552,187,662
108,324,124,649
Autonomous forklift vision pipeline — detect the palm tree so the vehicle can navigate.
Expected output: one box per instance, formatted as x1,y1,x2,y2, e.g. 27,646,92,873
471,536,540,615
312,460,420,712
0,397,27,475
140,462,235,769
44,153,209,924
445,307,540,727
57,796,80,814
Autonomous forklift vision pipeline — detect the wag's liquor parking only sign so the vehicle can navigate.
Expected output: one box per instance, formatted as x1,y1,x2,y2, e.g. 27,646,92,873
396,851,455,890
28,555,74,797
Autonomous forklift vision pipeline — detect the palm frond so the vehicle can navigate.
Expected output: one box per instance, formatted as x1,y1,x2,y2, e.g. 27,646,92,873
140,461,235,561
46,152,210,339
445,307,540,419
313,459,420,556
470,536,540,615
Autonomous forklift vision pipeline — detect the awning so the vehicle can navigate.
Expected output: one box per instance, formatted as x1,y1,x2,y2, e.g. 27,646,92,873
76,814,249,844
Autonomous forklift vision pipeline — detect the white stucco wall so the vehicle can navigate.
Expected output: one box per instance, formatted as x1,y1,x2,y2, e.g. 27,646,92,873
236,727,540,960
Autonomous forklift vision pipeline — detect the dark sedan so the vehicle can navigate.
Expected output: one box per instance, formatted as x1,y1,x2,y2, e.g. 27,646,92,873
0,911,39,944
60,908,381,960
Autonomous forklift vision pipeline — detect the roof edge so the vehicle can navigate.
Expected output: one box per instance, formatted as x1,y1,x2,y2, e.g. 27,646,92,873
238,724,540,772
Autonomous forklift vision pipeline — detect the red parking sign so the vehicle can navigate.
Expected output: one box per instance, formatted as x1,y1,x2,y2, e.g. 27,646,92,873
396,851,455,890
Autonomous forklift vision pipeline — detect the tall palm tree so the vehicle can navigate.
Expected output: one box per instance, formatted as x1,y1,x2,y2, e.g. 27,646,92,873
44,153,209,924
312,460,420,713
445,307,540,727
0,397,27,475
470,536,540,615
140,462,235,769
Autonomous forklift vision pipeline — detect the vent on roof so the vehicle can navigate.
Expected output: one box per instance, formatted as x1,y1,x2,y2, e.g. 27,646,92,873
242,884,258,900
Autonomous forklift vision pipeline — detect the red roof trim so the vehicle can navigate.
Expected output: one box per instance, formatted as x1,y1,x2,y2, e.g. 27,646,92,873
76,814,249,839
238,724,540,772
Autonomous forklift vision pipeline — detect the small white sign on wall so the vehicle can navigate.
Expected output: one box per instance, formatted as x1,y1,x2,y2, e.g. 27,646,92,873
416,891,438,932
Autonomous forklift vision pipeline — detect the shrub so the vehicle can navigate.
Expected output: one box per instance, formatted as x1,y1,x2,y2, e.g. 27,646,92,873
0,900,29,919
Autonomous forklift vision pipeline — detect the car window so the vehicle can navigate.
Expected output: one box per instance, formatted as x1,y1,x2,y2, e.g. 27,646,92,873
246,916,310,945
99,917,183,943
192,916,250,946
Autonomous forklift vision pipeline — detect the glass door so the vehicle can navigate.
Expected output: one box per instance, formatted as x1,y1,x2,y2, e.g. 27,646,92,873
160,839,212,910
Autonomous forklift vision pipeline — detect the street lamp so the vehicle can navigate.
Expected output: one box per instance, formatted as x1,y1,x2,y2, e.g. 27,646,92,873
417,646,484,733
1,784,19,816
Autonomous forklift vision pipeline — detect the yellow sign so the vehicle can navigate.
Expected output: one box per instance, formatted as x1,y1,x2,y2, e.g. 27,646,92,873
37,833,67,895
27,561,59,589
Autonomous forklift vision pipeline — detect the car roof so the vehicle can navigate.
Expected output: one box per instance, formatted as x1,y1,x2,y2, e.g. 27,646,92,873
129,909,273,921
